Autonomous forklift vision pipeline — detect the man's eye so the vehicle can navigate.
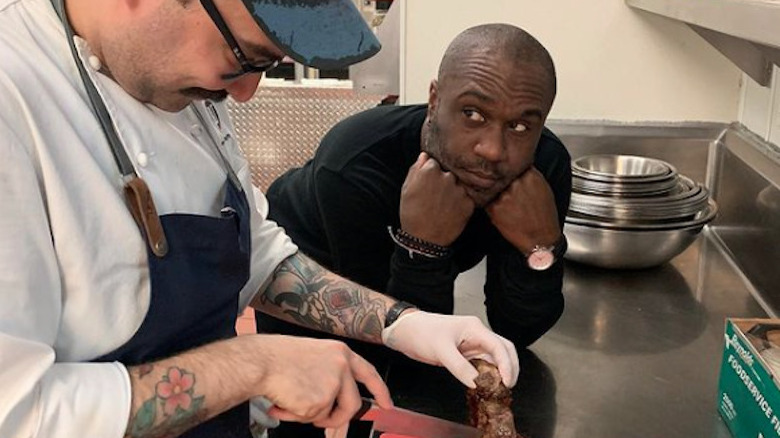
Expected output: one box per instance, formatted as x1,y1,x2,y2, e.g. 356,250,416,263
510,122,528,133
464,109,485,123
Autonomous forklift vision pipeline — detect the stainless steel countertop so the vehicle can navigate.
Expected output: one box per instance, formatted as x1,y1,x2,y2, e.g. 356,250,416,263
382,229,767,438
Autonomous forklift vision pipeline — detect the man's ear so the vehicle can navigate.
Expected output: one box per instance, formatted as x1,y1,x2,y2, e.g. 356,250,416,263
427,79,439,116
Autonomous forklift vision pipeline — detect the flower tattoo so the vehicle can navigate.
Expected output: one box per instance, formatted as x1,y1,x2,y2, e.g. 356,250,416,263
128,365,207,437
156,367,195,415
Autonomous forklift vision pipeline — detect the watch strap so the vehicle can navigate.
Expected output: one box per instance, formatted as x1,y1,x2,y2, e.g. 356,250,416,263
533,234,565,257
384,301,417,329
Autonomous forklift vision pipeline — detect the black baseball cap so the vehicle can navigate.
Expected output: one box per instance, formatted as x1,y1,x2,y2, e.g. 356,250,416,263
241,0,382,70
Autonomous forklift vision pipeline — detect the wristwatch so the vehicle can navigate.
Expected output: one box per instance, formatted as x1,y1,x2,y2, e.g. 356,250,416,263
384,300,417,328
526,237,564,271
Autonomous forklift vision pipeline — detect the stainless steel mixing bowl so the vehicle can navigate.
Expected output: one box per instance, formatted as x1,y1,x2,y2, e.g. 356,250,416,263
572,175,679,197
563,201,718,269
572,154,677,183
569,177,710,222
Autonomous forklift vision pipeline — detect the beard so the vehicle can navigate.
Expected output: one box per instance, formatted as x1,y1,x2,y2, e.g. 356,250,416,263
181,88,229,102
113,69,229,111
423,117,511,207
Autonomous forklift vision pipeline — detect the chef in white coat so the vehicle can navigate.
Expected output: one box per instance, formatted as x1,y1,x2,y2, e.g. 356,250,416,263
0,0,521,436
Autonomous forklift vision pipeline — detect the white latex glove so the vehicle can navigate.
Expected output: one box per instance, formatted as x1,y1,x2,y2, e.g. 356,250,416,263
382,311,520,388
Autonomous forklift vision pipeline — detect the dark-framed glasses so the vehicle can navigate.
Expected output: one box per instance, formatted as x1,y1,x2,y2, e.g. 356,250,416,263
200,0,280,80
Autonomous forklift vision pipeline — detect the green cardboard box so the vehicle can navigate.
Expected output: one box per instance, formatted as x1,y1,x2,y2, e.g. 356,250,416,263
718,318,780,438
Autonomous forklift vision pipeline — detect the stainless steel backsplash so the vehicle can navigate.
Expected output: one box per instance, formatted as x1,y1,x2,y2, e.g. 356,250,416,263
708,125,780,313
549,121,724,184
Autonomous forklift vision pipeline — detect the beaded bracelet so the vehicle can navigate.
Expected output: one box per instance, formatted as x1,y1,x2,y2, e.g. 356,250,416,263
387,226,453,259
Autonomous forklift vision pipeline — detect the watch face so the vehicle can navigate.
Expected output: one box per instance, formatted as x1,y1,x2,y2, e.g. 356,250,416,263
528,249,555,271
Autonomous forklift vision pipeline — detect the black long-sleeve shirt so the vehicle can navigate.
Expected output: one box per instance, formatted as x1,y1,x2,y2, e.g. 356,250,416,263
259,104,572,348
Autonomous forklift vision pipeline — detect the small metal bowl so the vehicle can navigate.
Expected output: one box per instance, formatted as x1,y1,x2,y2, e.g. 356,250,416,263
572,154,677,183
563,201,717,269
572,174,680,197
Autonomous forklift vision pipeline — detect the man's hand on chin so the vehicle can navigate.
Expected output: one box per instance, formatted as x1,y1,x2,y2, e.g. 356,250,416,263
400,152,474,246
485,167,561,254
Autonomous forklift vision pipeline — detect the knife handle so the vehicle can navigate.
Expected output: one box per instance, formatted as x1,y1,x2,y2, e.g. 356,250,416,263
355,397,378,421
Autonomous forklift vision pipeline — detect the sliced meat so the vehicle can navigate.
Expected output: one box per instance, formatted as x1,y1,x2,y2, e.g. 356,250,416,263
466,359,524,438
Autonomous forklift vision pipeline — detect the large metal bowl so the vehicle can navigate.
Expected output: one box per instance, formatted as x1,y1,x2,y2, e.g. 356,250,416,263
563,201,717,269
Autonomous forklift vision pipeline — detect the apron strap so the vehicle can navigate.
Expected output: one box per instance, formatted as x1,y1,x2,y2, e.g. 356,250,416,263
50,0,136,178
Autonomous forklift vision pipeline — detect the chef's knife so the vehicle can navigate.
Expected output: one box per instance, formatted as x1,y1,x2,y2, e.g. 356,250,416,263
355,398,482,438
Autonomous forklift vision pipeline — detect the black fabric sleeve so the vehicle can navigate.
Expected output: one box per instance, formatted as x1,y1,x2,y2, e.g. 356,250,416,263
482,134,572,348
314,166,459,313
313,166,394,291
387,246,459,313
484,246,565,348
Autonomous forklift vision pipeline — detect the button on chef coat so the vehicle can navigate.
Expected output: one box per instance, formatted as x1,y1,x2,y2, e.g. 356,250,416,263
0,0,298,436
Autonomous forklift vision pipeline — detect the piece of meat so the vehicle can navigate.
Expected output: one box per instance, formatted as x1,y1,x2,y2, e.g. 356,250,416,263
466,359,524,438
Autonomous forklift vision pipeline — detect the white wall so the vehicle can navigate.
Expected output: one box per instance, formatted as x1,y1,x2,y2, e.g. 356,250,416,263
398,0,743,123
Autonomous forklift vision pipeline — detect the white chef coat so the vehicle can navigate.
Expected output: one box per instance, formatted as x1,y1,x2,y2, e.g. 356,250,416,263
0,0,298,435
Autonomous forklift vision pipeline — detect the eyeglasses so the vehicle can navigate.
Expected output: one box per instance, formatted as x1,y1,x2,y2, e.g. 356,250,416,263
200,0,280,81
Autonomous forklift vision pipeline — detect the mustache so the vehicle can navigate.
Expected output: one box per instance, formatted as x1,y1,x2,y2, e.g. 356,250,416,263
426,121,497,176
459,159,499,178
180,88,229,102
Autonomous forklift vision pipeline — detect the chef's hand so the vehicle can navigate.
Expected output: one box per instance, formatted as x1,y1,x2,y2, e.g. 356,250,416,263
486,166,561,254
257,335,393,428
381,310,519,388
399,152,475,246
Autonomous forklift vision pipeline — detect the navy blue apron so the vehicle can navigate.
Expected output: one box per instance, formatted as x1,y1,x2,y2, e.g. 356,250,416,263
95,175,253,438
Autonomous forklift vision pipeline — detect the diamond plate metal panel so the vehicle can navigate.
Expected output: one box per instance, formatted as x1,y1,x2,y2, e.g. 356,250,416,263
227,86,384,191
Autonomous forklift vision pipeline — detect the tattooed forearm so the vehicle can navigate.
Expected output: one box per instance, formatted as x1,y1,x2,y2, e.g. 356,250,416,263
257,253,393,341
126,365,208,438
322,284,385,339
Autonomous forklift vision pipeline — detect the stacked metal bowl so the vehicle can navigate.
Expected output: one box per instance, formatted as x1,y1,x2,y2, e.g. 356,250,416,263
564,154,717,269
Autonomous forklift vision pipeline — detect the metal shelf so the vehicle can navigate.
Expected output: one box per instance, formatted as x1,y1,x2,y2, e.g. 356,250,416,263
627,0,780,86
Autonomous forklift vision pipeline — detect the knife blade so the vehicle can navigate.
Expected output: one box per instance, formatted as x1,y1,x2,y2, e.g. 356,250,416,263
355,398,482,438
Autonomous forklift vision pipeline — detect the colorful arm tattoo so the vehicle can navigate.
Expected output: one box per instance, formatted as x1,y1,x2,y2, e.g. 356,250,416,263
126,365,208,438
259,253,388,341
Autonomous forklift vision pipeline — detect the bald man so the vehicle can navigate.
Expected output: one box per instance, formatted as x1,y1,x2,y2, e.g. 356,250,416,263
260,23,572,438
